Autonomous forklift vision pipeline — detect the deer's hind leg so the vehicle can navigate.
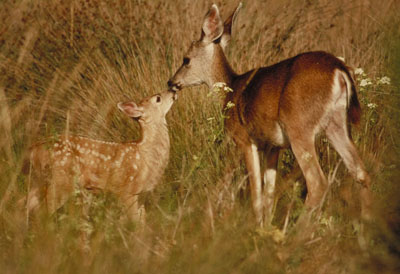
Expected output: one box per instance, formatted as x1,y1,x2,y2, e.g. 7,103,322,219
286,131,328,210
325,109,372,219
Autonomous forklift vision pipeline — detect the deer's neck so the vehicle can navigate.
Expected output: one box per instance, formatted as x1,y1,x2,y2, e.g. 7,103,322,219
137,120,170,163
209,47,237,88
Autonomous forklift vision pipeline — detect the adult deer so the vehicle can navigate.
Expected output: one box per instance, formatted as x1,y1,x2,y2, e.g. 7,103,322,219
168,3,372,225
25,91,177,221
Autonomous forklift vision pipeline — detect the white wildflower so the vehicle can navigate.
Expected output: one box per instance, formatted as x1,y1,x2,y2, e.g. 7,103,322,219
377,76,391,85
212,82,233,93
359,78,372,87
224,86,233,93
225,101,235,110
367,103,377,109
354,68,364,75
213,82,226,89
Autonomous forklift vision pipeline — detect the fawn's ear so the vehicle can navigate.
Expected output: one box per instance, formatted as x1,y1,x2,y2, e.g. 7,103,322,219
200,4,224,43
118,102,143,118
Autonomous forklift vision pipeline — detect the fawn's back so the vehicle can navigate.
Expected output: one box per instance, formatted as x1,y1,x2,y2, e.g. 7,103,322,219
31,136,146,193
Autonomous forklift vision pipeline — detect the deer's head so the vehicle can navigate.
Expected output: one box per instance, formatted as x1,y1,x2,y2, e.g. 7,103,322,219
118,91,177,124
168,3,242,91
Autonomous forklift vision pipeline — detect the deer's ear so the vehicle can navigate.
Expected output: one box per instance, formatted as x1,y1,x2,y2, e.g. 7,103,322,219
118,102,143,118
221,2,242,50
201,4,224,43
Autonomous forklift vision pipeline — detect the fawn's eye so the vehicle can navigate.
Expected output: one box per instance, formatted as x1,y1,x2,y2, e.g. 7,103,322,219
183,57,190,66
156,95,161,103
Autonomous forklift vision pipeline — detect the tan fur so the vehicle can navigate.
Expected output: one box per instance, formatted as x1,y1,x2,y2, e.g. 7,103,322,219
26,91,177,220
168,4,372,224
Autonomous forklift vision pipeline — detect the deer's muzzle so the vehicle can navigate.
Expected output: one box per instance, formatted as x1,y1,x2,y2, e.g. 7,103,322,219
167,80,182,92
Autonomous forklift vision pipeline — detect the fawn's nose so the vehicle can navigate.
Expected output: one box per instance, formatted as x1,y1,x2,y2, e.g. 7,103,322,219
172,91,178,100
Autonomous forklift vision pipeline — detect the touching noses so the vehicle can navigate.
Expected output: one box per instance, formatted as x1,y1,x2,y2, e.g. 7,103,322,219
167,79,181,92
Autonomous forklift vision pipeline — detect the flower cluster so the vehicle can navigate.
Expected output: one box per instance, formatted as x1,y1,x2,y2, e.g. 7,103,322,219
377,76,391,85
212,82,233,93
354,67,391,111
206,82,235,144
208,82,233,100
224,100,235,111
353,65,392,128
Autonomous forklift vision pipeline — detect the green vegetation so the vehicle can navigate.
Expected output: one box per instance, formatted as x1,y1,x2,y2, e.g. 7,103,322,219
0,0,399,273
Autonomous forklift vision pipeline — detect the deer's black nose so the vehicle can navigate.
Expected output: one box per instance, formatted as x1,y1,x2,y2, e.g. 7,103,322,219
167,80,181,92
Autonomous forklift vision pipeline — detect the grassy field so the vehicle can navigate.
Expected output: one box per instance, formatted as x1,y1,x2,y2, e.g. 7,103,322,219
0,0,399,273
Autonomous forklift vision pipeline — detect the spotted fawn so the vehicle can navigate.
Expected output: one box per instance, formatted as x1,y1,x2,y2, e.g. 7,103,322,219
26,91,177,221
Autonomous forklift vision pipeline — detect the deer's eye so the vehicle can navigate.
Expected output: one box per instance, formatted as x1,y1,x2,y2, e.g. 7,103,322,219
156,95,161,103
183,57,190,66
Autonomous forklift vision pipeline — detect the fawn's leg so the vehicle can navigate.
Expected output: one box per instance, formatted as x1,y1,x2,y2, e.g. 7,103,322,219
46,170,74,215
122,195,146,225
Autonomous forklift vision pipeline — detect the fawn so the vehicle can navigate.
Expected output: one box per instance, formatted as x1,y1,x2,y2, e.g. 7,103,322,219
25,91,177,221
168,3,372,225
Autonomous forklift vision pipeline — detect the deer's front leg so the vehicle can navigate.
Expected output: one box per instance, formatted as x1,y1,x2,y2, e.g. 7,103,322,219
241,143,263,225
263,147,280,225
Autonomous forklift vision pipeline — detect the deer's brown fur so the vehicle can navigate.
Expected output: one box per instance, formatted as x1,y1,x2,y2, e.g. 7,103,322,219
168,3,372,225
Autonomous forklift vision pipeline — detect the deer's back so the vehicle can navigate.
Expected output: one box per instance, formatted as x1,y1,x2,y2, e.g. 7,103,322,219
225,51,349,149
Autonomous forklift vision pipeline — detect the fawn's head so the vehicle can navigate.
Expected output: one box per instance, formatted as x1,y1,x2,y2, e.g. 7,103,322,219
118,91,177,124
168,3,242,91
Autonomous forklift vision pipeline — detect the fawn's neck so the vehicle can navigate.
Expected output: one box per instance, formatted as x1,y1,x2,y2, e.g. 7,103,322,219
137,120,170,162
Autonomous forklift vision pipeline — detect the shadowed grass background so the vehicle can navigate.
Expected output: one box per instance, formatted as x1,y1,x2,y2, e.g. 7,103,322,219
0,0,399,273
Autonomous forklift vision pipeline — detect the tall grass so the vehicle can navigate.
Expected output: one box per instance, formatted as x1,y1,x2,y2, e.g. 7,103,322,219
0,0,399,273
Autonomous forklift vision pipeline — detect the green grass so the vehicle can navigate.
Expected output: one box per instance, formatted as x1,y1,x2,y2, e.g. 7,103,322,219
0,0,399,273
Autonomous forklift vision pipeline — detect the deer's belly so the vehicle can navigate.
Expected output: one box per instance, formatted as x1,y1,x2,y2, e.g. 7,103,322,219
249,121,289,148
